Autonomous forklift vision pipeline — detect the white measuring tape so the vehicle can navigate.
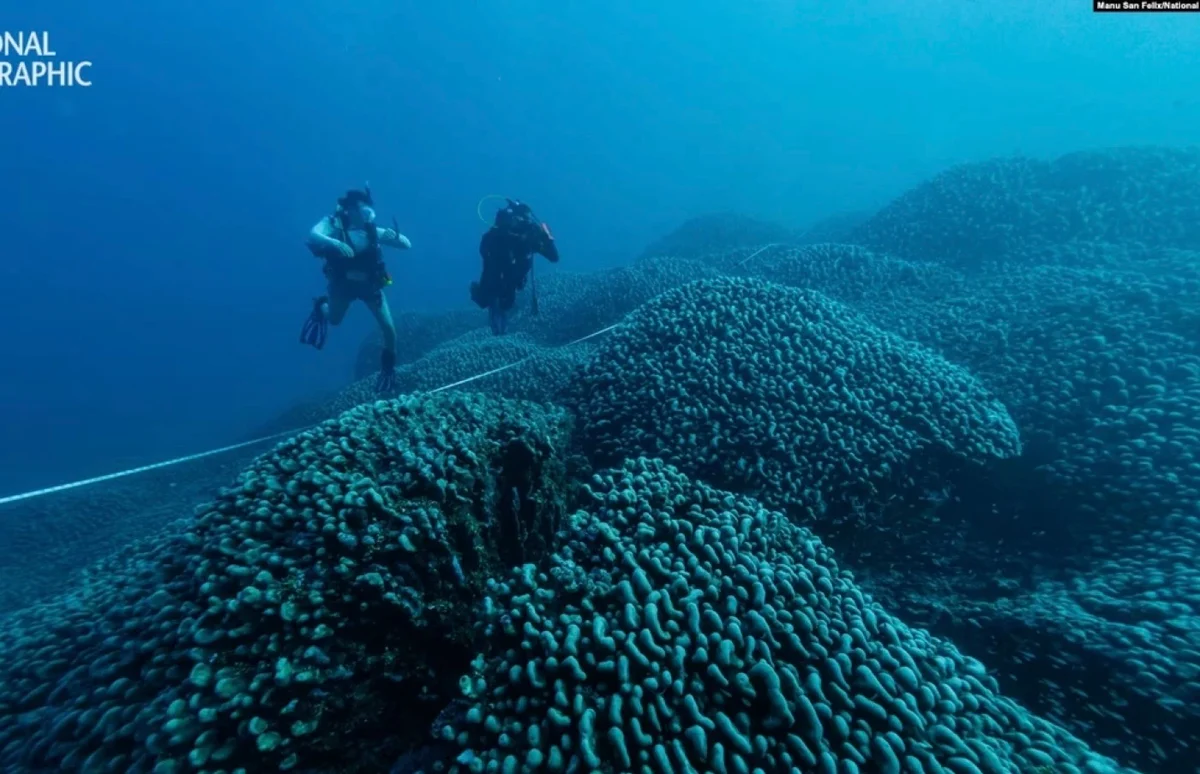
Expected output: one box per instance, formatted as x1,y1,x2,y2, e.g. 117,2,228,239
0,322,626,508
733,243,784,268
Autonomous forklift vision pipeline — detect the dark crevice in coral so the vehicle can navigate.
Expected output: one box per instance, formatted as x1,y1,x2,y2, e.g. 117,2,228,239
492,438,558,567
297,618,473,773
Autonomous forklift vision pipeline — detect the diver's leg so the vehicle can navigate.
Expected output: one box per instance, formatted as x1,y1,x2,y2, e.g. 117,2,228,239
497,288,516,335
367,292,399,392
326,288,352,326
367,292,398,355
488,300,503,335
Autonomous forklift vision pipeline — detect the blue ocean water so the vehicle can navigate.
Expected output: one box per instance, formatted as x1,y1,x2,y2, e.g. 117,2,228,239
1,2,1193,494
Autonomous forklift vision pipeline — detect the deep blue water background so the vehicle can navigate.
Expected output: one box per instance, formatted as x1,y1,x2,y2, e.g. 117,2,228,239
0,1,1195,496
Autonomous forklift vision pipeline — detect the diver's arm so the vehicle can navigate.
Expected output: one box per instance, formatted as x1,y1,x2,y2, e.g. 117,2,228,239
377,227,412,250
534,226,559,263
306,216,347,255
539,234,560,263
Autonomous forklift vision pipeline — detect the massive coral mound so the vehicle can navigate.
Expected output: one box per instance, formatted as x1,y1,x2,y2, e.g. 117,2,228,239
852,146,1200,265
571,275,1021,522
448,457,1131,774
638,212,797,263
0,393,573,773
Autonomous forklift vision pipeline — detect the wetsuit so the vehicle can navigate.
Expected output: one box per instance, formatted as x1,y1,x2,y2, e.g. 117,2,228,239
471,216,559,334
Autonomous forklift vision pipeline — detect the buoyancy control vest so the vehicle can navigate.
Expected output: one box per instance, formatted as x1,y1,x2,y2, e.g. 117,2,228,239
325,211,392,290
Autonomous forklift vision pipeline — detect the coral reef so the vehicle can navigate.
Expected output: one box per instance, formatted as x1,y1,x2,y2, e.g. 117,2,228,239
571,276,1020,524
451,458,1129,774
852,146,1200,266
0,394,572,773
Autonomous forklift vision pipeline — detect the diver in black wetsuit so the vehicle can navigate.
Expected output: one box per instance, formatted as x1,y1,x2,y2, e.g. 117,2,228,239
469,199,559,335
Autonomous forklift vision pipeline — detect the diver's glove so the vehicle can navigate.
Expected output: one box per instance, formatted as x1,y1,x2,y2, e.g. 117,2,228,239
376,348,398,393
300,296,329,350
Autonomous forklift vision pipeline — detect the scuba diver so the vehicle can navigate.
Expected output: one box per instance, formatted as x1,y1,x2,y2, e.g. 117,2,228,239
469,199,559,335
300,186,411,392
